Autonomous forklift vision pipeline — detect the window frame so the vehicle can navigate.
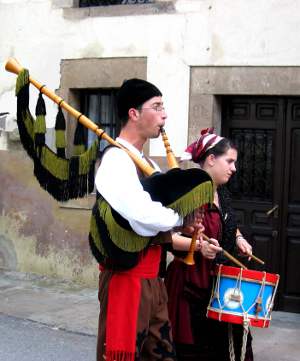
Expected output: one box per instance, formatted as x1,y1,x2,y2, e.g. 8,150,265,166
57,57,147,156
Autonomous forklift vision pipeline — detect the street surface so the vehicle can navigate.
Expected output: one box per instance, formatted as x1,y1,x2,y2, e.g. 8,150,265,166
0,314,96,361
1,271,300,361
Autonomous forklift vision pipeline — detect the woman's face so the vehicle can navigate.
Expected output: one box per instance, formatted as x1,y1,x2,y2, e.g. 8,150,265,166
203,148,238,186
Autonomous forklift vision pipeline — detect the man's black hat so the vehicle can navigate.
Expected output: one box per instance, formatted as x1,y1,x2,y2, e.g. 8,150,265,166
117,78,162,119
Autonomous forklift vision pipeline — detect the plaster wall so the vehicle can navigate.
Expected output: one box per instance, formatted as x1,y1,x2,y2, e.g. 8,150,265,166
0,148,98,286
1,0,300,154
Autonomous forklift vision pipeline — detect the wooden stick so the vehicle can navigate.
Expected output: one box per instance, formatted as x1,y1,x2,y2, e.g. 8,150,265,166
221,249,248,269
247,253,265,265
201,233,248,270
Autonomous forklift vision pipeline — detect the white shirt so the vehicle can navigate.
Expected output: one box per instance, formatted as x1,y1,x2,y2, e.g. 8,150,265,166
95,137,182,236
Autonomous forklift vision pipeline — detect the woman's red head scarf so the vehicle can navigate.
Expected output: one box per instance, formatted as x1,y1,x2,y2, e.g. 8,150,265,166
181,127,224,164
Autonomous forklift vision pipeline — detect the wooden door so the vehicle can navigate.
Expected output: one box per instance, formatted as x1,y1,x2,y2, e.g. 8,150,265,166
222,96,300,312
280,98,300,311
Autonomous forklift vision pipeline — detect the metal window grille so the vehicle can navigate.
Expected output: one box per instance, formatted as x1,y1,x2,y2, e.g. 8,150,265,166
79,0,154,7
227,128,273,201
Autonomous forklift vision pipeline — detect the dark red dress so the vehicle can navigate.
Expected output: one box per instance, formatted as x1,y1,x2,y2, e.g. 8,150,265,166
165,188,253,361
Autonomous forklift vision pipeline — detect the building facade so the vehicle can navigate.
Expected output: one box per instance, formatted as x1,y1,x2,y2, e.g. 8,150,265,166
0,0,299,311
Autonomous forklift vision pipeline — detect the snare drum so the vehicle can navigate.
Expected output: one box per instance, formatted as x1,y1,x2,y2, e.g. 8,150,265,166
207,265,280,328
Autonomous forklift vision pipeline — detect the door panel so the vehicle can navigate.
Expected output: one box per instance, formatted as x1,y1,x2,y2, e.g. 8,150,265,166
279,99,300,311
222,97,284,276
222,96,299,311
233,200,275,272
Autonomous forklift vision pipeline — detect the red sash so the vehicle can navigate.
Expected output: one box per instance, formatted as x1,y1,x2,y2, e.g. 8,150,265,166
105,246,161,361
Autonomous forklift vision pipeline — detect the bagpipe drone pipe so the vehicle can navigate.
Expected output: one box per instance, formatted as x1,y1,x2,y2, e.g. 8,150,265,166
5,58,214,270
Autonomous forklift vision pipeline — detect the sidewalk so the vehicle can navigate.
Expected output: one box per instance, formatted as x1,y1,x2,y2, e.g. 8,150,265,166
0,270,98,336
1,270,300,360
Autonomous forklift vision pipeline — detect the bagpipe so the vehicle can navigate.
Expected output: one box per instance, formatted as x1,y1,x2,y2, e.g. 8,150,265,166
5,58,214,269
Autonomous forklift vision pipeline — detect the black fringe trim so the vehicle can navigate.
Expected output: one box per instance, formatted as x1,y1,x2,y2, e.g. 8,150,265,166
55,107,66,158
88,160,96,193
92,201,142,270
34,92,46,154
32,151,96,202
56,148,66,159
17,84,35,159
74,121,86,147
33,156,70,201
89,234,105,265
16,79,96,201
55,107,66,130
34,134,45,158
35,92,46,116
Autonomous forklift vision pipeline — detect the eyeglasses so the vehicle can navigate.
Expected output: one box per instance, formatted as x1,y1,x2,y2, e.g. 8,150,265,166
139,104,165,112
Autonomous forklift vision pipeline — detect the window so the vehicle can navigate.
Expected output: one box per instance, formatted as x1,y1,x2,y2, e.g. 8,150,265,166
79,0,154,7
58,57,146,151
80,89,120,151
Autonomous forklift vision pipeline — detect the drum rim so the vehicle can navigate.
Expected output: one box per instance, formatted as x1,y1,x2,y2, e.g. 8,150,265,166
207,308,271,328
215,264,280,285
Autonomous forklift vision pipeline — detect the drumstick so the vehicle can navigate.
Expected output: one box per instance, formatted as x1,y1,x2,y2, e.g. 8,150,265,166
247,253,265,265
201,233,248,270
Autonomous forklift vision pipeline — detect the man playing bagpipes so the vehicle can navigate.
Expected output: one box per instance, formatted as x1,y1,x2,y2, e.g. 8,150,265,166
93,78,187,361
87,76,217,361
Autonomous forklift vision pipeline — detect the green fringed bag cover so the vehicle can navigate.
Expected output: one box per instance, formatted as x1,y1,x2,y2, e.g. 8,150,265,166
89,165,214,270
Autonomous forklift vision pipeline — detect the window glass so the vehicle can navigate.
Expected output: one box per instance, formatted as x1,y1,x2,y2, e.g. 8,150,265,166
80,89,120,152
79,0,154,7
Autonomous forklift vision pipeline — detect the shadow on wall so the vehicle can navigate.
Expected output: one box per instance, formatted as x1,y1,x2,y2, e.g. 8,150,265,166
0,235,17,271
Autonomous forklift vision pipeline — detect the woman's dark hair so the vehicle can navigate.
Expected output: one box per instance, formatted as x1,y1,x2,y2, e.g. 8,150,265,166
198,138,237,165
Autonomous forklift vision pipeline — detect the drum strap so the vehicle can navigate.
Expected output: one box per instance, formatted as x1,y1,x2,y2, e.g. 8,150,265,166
228,319,249,361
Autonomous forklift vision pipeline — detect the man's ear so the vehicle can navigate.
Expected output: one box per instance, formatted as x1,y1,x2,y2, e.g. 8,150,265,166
128,108,139,121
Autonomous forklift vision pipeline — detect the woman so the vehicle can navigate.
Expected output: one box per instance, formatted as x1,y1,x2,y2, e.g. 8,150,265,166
165,128,254,361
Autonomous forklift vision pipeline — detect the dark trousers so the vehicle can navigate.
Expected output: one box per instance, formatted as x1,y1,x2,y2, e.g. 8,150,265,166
97,271,176,361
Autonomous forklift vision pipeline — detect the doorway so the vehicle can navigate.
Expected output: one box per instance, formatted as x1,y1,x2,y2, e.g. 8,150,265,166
222,96,300,312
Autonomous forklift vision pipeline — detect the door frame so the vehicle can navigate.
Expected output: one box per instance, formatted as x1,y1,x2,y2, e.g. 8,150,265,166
189,67,300,313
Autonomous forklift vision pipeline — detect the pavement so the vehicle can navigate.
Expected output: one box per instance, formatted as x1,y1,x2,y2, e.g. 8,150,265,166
0,270,98,336
0,269,300,361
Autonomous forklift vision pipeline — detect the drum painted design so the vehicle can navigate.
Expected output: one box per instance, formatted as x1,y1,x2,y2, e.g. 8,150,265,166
207,265,280,328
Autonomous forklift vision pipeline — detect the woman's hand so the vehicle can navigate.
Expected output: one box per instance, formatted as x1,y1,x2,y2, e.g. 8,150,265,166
200,238,222,259
236,235,252,259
